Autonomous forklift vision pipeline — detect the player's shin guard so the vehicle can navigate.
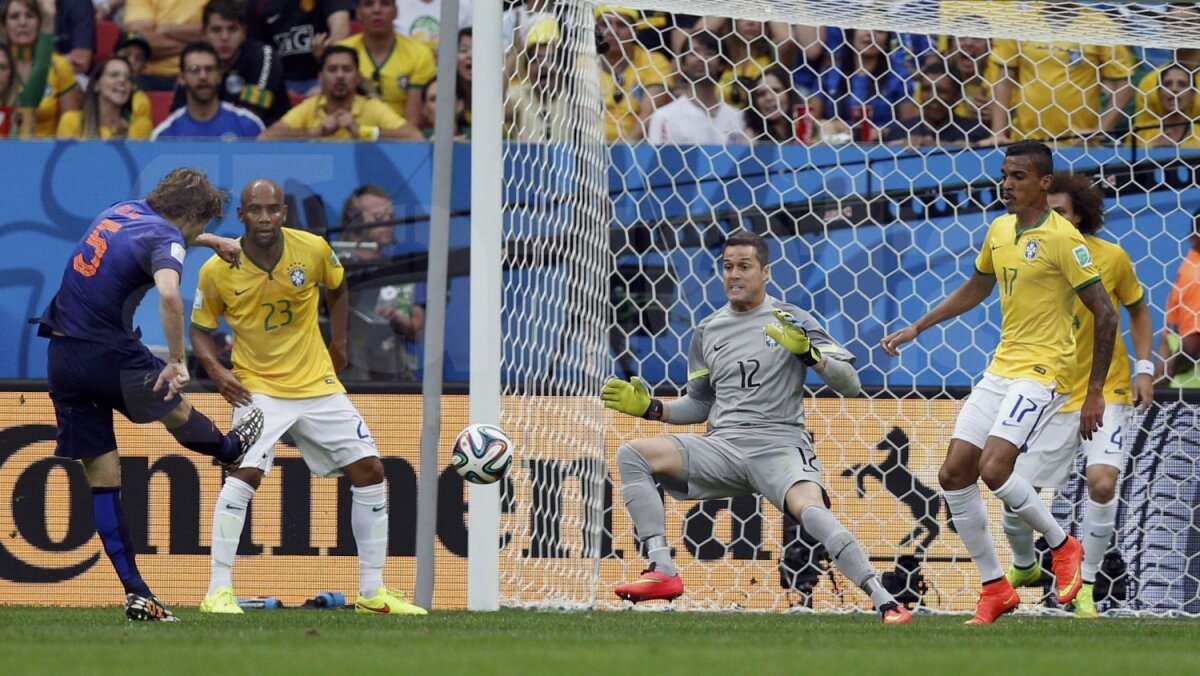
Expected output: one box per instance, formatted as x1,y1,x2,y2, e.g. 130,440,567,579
800,506,893,608
617,444,675,576
992,474,1067,547
1082,497,1117,583
944,484,1005,582
1002,506,1038,570
351,482,388,598
168,408,239,463
208,477,255,596
92,487,152,598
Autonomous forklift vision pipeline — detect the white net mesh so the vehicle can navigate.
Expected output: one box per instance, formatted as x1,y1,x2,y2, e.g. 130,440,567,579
497,0,1200,615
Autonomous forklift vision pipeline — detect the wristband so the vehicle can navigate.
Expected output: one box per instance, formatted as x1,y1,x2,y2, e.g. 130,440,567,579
644,398,664,421
798,344,821,367
1135,359,1154,376
358,125,380,141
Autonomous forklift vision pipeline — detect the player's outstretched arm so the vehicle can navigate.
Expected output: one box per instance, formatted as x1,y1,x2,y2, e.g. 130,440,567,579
1077,281,1118,439
880,272,995,356
325,282,349,372
190,326,253,407
1128,300,1155,412
153,268,189,398
193,233,242,268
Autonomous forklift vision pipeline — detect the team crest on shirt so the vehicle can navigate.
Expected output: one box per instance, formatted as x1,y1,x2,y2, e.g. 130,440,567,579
1024,239,1040,260
1072,244,1093,268
225,72,245,95
288,262,307,287
396,75,410,90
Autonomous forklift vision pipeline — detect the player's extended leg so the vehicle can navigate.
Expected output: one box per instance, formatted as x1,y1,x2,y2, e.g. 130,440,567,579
158,399,264,468
614,438,685,602
82,451,178,622
1001,504,1043,588
784,482,911,624
939,439,1018,624
979,435,1082,605
200,466,264,614
343,457,426,616
1076,463,1120,619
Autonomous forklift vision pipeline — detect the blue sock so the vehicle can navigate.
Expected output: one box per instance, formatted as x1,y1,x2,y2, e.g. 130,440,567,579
169,409,238,463
92,487,152,598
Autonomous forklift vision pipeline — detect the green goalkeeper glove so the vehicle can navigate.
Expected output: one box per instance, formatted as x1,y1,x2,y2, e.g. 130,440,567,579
601,376,663,420
765,309,822,366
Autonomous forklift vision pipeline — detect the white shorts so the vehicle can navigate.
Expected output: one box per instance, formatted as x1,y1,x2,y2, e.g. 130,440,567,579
1014,403,1132,488
951,373,1066,451
233,393,379,478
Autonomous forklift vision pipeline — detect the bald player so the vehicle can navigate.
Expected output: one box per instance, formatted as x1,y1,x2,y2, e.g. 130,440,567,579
601,229,912,624
190,178,426,616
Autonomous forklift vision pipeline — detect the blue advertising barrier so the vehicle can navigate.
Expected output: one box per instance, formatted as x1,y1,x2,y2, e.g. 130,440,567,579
1,140,1196,388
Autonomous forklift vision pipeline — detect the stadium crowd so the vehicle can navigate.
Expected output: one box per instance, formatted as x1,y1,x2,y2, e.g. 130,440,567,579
1,0,1198,147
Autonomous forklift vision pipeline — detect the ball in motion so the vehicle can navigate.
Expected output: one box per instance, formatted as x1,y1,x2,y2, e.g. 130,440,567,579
452,424,514,484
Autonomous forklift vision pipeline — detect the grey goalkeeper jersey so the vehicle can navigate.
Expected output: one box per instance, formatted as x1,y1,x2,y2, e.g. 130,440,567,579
679,295,854,436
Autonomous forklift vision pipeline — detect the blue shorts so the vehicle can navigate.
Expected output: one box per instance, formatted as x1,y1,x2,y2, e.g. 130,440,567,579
47,336,182,459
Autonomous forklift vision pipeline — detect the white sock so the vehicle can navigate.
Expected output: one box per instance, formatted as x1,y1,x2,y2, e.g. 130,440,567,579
1002,507,1037,569
208,477,255,596
1082,497,1117,583
944,484,1005,583
991,474,1066,548
351,482,389,598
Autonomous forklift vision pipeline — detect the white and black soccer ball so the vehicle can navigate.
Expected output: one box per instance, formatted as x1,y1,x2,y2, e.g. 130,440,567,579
452,424,514,485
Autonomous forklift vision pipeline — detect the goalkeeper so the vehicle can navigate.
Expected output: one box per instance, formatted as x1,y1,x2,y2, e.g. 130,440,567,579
602,229,911,624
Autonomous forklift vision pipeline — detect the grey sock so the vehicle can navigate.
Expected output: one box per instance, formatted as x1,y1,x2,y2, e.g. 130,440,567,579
617,444,675,576
801,505,892,607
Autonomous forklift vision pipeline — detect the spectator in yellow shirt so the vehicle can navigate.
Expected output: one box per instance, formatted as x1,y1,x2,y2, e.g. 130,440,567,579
3,0,80,138
1134,63,1200,149
987,2,1133,144
596,6,671,142
56,57,152,139
260,45,422,141
124,0,203,90
338,0,436,128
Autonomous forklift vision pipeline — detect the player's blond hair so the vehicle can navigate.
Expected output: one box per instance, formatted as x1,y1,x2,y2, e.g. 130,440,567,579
146,168,224,226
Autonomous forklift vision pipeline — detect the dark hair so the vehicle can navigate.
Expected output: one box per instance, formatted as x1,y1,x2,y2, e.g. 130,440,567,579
202,0,246,28
339,184,391,240
742,67,795,142
79,57,135,139
179,41,219,70
146,168,224,225
1048,172,1105,235
688,30,721,56
921,59,949,78
1005,139,1054,176
321,45,359,69
723,229,769,266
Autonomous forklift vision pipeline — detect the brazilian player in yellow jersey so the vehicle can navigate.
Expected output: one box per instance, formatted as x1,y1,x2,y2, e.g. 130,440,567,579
190,179,426,617
881,141,1118,624
1003,173,1153,618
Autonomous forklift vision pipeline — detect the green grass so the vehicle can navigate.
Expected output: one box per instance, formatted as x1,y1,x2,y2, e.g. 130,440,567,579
1,607,1197,675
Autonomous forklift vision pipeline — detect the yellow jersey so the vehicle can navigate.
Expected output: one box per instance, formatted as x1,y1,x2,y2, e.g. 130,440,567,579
1132,68,1200,149
989,9,1132,140
279,94,407,140
55,109,153,140
337,33,437,117
974,209,1102,391
124,0,203,77
192,228,346,399
1061,236,1144,411
600,47,672,142
23,52,78,139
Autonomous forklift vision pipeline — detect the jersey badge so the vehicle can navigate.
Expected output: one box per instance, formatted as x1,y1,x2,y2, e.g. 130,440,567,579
330,251,342,268
396,75,410,90
288,262,307,287
225,72,245,95
170,242,186,264
1024,239,1040,261
1072,244,1093,268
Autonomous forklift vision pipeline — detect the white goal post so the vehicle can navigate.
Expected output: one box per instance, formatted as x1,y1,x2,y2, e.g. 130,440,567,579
472,0,1200,615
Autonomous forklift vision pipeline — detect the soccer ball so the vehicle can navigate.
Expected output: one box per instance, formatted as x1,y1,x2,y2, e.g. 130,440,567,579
452,424,514,485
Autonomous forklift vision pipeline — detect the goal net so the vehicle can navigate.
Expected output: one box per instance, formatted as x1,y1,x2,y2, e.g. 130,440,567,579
495,0,1200,616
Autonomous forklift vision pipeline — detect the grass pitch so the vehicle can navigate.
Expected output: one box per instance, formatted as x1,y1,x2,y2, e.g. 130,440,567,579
0,607,1196,675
